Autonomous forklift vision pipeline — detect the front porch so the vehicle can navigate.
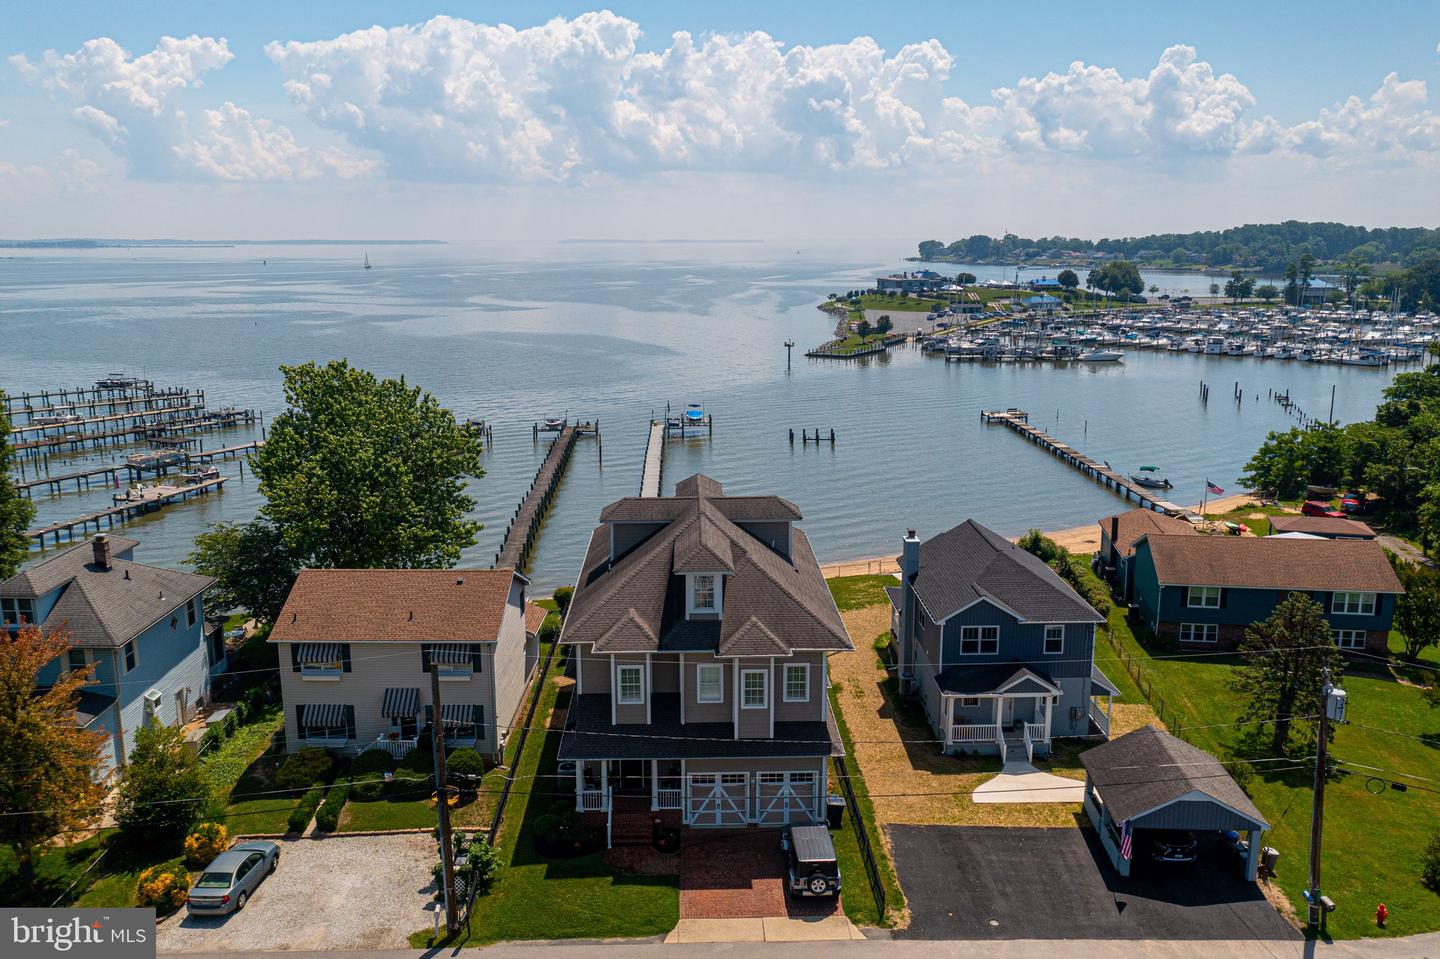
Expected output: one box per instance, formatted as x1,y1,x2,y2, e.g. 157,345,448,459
947,692,1053,762
575,758,685,816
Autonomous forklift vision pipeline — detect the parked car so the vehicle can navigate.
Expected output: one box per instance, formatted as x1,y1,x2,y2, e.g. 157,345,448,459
186,841,280,915
1146,829,1199,864
1301,500,1345,518
779,824,841,898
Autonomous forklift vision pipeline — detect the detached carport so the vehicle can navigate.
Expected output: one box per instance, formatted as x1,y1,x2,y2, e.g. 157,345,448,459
1081,725,1269,881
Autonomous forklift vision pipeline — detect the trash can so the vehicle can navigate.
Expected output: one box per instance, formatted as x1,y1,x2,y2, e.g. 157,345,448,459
826,794,845,829
1262,847,1280,873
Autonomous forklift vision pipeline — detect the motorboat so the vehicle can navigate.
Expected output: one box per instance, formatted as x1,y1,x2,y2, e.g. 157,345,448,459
180,465,221,484
684,403,707,423
31,413,84,426
1129,466,1173,489
1078,349,1125,362
541,417,566,431
1203,336,1226,355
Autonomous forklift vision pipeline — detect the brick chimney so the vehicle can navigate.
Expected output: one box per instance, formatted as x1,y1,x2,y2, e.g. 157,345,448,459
92,534,112,571
898,530,921,694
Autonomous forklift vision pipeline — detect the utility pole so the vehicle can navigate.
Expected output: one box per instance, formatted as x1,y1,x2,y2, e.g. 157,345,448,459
784,340,795,372
431,665,459,936
1308,667,1344,931
1328,384,1336,426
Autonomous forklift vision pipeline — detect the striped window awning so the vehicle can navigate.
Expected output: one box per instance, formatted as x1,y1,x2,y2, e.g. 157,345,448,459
301,703,346,727
381,687,421,718
440,703,475,725
430,644,471,666
296,642,342,665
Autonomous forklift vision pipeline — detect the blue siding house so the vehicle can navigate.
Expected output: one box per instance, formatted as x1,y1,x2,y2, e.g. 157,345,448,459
893,521,1119,762
1129,533,1403,654
0,534,217,778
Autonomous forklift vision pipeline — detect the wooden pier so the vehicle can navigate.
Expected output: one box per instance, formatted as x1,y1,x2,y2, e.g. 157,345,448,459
14,464,122,497
493,425,580,570
3,381,158,413
8,401,206,439
190,441,263,463
25,476,227,547
13,409,256,458
980,409,1185,515
7,389,200,422
640,421,665,497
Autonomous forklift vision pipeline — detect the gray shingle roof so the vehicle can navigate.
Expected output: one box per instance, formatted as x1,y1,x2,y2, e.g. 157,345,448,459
1142,533,1402,592
2,536,139,598
558,693,842,760
1079,725,1268,828
911,520,1103,624
935,664,1059,696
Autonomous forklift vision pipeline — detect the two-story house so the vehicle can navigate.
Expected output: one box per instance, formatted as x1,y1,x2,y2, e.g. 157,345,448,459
1,534,217,778
1130,533,1403,653
268,568,536,762
894,521,1117,762
1095,508,1197,602
557,475,852,838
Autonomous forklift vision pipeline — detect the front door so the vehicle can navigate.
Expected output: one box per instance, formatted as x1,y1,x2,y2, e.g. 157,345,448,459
617,759,649,795
1001,697,1015,728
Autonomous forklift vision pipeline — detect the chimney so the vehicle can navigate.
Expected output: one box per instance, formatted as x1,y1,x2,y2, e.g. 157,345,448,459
898,530,921,694
92,534,112,571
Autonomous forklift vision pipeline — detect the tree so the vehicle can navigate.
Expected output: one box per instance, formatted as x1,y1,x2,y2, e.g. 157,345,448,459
187,519,300,623
249,360,485,575
552,585,574,620
917,240,944,260
1393,560,1440,660
855,318,872,341
1056,269,1079,291
875,315,893,337
1231,593,1345,756
0,393,37,580
0,623,107,893
114,722,210,845
1148,284,1159,294
1209,282,1221,298
955,272,977,285
1284,260,1300,305
1256,284,1280,303
1240,423,1347,497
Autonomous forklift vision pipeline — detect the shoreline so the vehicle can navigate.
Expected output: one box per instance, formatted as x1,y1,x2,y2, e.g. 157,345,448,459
818,492,1259,579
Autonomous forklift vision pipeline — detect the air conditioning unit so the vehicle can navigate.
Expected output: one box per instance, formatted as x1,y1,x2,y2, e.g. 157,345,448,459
143,689,163,708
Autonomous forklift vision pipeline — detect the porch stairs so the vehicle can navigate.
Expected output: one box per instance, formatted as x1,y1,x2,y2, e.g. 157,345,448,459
609,796,653,847
1000,727,1028,764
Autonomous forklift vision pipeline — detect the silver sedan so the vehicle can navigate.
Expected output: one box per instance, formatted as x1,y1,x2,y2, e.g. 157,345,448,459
186,841,280,916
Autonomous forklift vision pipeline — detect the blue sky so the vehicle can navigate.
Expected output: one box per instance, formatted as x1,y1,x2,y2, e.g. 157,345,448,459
3,2,1438,240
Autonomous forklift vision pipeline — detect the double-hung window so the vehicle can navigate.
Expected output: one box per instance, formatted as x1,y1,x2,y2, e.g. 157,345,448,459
186,598,198,628
1188,586,1222,608
122,639,137,673
1333,629,1366,650
959,626,999,655
1,597,34,624
690,574,718,613
696,664,723,703
741,669,768,709
1043,625,1064,655
1179,623,1218,644
783,663,810,702
958,696,981,708
1332,591,1376,616
617,664,644,705
67,649,88,673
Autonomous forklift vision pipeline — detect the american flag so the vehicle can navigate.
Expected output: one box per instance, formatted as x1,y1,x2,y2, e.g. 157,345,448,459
1119,819,1133,860
1206,480,1225,495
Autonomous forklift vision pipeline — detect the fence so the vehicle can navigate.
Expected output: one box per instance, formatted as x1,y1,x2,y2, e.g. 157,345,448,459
819,557,899,579
486,639,559,846
1101,624,1189,742
831,755,886,922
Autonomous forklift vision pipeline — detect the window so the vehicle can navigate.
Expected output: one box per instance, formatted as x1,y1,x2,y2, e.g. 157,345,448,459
692,574,716,611
67,649,87,673
697,664,723,703
1,597,34,624
1334,629,1367,650
783,664,810,702
1188,586,1222,608
1043,625,1064,655
958,696,981,708
122,640,137,672
959,626,999,655
741,669,768,709
1179,623,1219,644
617,664,644,705
1332,591,1376,616
186,598,198,628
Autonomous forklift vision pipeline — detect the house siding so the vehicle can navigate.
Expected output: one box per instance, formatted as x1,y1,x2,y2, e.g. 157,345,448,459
773,652,824,723
652,654,680,694
488,579,534,750
736,657,772,739
579,645,611,695
683,655,733,723
114,610,212,760
938,602,1094,680
611,653,649,725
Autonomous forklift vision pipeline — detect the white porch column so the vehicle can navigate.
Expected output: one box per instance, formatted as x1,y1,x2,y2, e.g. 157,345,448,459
1107,694,1114,736
575,760,585,810
1245,830,1263,881
600,760,609,807
650,759,659,811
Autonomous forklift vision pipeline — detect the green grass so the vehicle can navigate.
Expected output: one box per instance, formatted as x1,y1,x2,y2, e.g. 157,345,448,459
828,574,896,612
74,848,187,910
201,704,284,794
411,644,679,948
337,795,440,832
1100,611,1440,940
0,831,112,907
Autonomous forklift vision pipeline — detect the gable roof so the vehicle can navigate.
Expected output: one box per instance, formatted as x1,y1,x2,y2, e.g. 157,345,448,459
935,663,1061,697
910,520,1103,625
268,568,521,645
1,536,140,599
524,601,550,636
1080,725,1268,828
1267,515,1376,539
563,475,851,656
1139,533,1402,593
1098,509,1197,557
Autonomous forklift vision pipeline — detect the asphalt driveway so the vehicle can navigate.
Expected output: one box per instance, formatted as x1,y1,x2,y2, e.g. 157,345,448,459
158,833,437,952
888,825,1298,941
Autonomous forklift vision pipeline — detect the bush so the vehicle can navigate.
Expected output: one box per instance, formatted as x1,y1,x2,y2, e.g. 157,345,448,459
354,748,397,775
183,822,230,868
445,748,485,779
538,613,561,643
351,770,389,802
1424,833,1440,892
457,835,501,895
313,783,349,833
115,723,210,846
136,863,190,913
530,808,603,858
287,783,326,834
552,586,573,620
276,747,334,790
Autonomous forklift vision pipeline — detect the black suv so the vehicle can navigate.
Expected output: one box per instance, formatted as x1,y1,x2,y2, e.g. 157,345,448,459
780,824,842,898
1147,829,1199,863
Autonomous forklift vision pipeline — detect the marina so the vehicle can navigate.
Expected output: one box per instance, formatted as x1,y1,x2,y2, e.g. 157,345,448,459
24,475,228,546
13,463,122,497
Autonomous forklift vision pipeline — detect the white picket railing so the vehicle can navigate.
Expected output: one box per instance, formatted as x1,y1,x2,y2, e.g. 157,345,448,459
366,735,417,759
1088,700,1112,737
578,789,609,812
1024,722,1048,744
950,723,1000,743
655,788,682,810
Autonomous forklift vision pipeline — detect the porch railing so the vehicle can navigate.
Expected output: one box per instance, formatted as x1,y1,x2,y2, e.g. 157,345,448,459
1024,722,1047,743
655,788,682,810
578,789,610,812
950,723,999,743
1088,699,1111,737
364,735,418,759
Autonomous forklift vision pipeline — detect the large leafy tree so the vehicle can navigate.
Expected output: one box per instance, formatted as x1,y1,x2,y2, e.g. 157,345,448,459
1393,560,1440,661
186,519,300,623
0,393,37,580
1231,593,1345,756
0,623,107,894
114,722,210,845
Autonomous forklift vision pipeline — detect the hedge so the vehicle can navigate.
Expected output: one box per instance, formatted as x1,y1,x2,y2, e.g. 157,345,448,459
313,783,350,833
276,747,334,791
287,783,326,834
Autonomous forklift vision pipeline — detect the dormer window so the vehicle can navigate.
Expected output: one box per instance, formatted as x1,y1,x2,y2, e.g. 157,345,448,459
687,574,722,616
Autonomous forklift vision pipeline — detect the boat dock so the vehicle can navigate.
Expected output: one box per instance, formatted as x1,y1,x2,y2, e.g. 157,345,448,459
6,389,201,423
493,424,580,570
980,409,1186,515
189,440,263,463
640,421,665,497
3,381,159,414
25,476,227,547
12,409,257,458
8,401,206,438
13,464,122,497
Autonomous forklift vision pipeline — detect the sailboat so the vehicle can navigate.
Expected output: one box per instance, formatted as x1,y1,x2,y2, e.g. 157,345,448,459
363,252,372,270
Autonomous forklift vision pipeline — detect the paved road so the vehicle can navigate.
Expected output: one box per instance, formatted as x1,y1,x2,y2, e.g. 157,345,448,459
1377,534,1433,568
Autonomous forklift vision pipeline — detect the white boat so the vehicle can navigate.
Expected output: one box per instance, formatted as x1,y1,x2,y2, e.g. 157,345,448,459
1184,336,1205,352
180,465,221,484
1078,349,1124,362
31,413,84,426
1204,336,1226,355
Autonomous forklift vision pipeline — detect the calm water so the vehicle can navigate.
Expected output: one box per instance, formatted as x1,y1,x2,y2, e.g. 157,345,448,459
0,242,1400,590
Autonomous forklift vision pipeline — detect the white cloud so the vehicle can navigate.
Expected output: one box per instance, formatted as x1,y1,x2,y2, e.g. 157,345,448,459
1278,73,1440,163
0,148,109,200
11,35,371,181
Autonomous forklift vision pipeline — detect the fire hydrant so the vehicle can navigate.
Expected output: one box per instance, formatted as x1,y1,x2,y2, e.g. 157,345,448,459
1376,903,1388,928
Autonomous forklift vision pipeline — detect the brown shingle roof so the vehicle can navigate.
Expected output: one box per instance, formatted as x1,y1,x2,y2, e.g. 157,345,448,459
1098,509,1197,557
1268,515,1376,539
1141,533,1402,592
524,601,549,635
268,569,520,644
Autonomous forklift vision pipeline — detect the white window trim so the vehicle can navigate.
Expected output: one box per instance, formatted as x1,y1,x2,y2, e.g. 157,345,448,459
958,625,1000,656
1179,622,1219,644
783,663,810,702
121,639,138,673
741,668,768,709
1331,591,1376,616
686,573,724,616
696,663,724,703
1333,628,1367,650
437,661,474,681
1043,624,1064,655
958,696,981,708
1188,586,1222,609
617,664,645,705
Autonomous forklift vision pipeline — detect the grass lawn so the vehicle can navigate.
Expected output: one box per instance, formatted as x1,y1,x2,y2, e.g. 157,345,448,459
411,644,678,948
338,795,441,832
1101,611,1440,939
0,831,112,907
218,708,301,836
828,574,896,612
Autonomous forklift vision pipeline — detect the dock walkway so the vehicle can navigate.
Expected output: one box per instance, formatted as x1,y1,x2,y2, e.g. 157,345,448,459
640,421,665,497
493,425,579,570
25,476,227,546
190,441,263,463
14,464,121,497
980,409,1185,515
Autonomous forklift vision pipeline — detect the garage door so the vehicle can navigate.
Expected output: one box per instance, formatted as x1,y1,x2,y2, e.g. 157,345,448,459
755,771,818,825
687,772,748,827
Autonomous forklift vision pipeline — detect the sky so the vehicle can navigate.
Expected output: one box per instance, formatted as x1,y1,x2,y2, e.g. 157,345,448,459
2,1,1439,243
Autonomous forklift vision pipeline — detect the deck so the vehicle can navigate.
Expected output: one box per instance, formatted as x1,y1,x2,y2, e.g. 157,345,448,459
13,464,122,497
25,476,228,546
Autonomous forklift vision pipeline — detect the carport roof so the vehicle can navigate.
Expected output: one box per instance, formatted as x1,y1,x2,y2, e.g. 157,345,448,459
1080,725,1268,828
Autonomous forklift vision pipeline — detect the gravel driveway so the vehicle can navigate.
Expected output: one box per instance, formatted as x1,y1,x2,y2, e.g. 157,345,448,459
158,833,437,952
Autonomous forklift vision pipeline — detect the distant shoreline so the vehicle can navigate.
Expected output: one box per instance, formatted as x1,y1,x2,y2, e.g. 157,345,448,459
0,238,448,249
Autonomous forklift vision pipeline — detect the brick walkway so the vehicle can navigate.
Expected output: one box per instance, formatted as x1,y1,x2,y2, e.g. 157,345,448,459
679,830,838,920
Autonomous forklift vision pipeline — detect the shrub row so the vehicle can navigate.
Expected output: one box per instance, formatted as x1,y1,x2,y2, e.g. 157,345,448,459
313,782,350,832
287,783,326,833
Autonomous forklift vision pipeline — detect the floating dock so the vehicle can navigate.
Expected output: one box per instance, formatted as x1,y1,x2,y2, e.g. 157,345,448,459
980,409,1185,515
640,421,665,497
493,424,580,570
25,476,227,546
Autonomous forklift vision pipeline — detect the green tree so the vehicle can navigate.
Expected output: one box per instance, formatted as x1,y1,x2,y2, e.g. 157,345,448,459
552,585,574,620
0,394,37,580
875,315,893,337
917,240,945,260
1339,255,1369,306
855,318,873,341
1231,593,1345,756
1393,560,1440,660
252,360,485,572
1241,424,1348,497
114,722,210,845
187,519,300,623
1057,269,1079,291
1209,282,1221,298
954,272,977,285
1224,270,1244,304
1256,283,1280,303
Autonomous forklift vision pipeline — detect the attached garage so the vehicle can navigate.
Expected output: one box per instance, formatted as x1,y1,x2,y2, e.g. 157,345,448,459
1081,725,1270,881
687,772,749,826
754,770,819,825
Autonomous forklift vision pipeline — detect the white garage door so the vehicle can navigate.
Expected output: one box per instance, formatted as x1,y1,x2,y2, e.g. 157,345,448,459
687,772,748,827
755,771,818,826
